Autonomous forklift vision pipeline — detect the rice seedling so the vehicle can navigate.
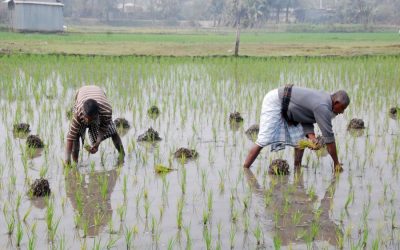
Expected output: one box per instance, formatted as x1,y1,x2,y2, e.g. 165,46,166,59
207,190,213,213
23,206,32,222
16,221,23,247
5,211,15,235
253,223,263,245
229,225,236,249
117,204,126,222
177,198,184,229
0,52,399,249
167,237,175,250
106,235,119,250
203,227,212,250
202,209,210,226
184,225,192,250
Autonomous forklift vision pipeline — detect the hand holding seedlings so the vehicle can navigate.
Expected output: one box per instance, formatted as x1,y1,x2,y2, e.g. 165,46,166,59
334,163,344,173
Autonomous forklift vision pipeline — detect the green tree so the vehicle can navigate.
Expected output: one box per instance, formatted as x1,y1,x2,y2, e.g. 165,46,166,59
208,0,225,26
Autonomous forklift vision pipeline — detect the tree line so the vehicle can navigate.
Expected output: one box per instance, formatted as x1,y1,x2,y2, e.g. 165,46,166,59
1,0,399,27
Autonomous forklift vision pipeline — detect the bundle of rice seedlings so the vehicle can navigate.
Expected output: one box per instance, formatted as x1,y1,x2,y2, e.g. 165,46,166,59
154,164,175,174
297,139,318,150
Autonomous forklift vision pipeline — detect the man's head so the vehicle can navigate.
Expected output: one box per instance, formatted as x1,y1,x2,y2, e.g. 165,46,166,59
83,99,99,123
331,90,350,115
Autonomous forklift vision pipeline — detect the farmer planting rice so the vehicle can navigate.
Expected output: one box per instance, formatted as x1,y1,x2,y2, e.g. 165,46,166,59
243,85,350,172
65,85,125,164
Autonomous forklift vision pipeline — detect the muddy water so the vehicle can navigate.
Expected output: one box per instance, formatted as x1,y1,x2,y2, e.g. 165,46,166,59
0,55,399,249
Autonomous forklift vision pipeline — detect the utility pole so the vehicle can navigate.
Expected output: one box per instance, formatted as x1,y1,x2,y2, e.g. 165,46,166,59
234,0,241,56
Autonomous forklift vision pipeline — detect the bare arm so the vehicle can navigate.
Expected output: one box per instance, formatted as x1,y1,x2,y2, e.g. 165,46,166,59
112,133,125,160
243,144,262,168
326,142,343,172
65,140,73,165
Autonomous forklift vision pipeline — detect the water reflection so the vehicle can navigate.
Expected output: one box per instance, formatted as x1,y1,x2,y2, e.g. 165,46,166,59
348,128,365,137
65,165,120,237
244,168,342,247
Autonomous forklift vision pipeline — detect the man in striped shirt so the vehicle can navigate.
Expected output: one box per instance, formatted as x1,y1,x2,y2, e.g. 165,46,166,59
65,85,125,164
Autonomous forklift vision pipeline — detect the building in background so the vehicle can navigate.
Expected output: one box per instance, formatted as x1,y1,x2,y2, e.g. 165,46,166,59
3,0,64,32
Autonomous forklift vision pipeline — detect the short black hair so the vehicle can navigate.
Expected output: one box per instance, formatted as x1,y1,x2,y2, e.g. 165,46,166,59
83,99,99,117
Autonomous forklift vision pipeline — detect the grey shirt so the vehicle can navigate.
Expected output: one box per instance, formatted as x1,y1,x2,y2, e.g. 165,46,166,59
278,86,336,143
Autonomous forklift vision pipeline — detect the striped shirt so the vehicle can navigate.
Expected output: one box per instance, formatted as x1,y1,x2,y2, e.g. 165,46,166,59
67,85,113,142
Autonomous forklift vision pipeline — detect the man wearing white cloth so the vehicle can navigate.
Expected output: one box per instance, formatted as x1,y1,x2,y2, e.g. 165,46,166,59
243,85,350,172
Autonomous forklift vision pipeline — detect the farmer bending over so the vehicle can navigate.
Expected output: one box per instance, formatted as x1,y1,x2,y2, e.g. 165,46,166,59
243,85,349,172
65,85,125,164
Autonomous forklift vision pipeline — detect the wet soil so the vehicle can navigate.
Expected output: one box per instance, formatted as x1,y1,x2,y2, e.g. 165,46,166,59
147,105,160,119
114,118,130,129
347,118,365,130
174,147,199,159
13,123,30,134
137,127,162,142
229,112,244,123
245,124,259,141
26,135,44,148
29,178,51,197
268,159,290,175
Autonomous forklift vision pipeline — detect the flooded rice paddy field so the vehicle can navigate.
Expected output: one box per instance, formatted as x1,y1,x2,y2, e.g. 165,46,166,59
0,54,399,249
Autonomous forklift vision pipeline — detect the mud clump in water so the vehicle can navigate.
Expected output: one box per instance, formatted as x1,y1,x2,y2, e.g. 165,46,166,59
174,147,199,159
13,123,30,134
29,178,51,197
114,118,130,129
245,124,259,140
137,127,162,142
390,107,398,115
26,135,44,148
347,118,365,130
268,159,290,175
148,105,160,118
389,107,399,118
229,112,244,123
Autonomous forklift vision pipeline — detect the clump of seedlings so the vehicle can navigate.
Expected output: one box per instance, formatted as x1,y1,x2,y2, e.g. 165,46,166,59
137,127,162,142
29,178,51,197
389,107,399,118
13,123,31,134
297,136,325,150
148,105,160,118
26,135,44,148
297,139,317,150
174,147,199,159
245,124,259,141
154,164,175,174
347,118,365,130
229,112,244,123
268,159,290,175
114,118,130,129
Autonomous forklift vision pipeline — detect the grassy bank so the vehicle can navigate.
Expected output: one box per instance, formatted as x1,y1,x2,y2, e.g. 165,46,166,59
0,29,399,56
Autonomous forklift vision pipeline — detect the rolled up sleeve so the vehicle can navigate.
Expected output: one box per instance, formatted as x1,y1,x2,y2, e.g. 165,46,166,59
314,106,335,143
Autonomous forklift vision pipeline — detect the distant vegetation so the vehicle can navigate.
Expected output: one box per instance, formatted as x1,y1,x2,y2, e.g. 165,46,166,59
60,0,400,29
